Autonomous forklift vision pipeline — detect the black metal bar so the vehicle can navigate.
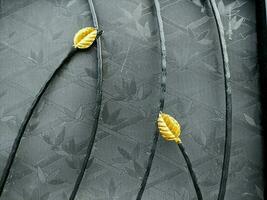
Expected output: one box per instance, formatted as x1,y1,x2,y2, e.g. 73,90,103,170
136,0,167,199
207,0,233,199
0,47,77,197
178,143,203,200
255,0,267,197
68,0,103,199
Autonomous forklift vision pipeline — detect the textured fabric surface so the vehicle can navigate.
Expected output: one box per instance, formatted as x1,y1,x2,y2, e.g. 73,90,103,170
0,0,262,199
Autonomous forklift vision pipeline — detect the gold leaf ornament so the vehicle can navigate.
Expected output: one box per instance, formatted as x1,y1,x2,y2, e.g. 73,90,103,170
73,27,98,49
157,112,181,143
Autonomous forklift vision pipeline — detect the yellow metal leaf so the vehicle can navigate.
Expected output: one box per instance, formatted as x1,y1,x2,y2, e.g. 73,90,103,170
73,27,97,49
157,112,181,143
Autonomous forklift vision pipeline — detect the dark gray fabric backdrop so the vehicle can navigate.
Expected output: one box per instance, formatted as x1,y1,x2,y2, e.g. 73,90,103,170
0,0,262,199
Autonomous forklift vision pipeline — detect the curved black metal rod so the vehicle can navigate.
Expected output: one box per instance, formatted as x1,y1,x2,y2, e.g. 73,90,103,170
255,1,267,195
136,0,166,199
178,143,203,200
207,0,232,199
0,47,77,197
68,0,103,199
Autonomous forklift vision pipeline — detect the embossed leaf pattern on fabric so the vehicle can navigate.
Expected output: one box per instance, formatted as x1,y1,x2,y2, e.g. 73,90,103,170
157,112,181,143
73,27,97,49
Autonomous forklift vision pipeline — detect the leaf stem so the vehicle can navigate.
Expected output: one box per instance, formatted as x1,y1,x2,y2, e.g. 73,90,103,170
136,0,167,199
208,0,232,199
0,47,77,197
178,143,203,200
68,0,103,199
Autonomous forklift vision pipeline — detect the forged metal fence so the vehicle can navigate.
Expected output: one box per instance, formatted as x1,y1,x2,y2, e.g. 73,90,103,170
0,0,263,200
